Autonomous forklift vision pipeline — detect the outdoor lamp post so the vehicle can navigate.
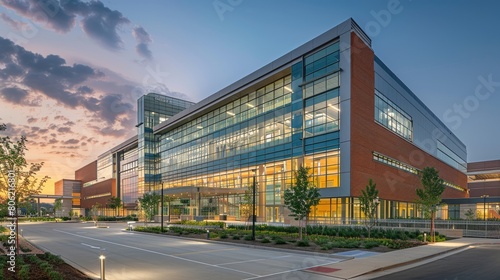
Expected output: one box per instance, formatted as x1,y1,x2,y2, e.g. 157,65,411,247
373,196,380,223
252,168,256,241
481,195,489,221
161,183,164,233
99,254,106,280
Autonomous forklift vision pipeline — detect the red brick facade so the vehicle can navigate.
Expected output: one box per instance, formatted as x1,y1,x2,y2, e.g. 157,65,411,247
349,32,468,202
75,161,97,183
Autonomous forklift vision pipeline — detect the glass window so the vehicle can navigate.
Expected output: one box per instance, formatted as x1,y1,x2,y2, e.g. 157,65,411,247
374,90,413,141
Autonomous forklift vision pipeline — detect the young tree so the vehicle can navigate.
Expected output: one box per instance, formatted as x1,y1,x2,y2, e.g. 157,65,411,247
139,192,161,223
359,179,379,238
465,208,476,220
284,166,320,240
90,203,101,226
0,124,49,202
108,196,122,216
416,167,445,243
240,184,253,229
163,195,174,222
54,198,63,217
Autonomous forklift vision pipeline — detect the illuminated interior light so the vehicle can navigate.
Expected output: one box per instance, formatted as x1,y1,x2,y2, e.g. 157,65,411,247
246,103,255,108
284,86,293,93
227,111,235,116
328,104,340,111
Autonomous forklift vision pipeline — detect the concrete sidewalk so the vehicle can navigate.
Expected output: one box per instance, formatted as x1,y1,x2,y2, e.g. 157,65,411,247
307,238,500,279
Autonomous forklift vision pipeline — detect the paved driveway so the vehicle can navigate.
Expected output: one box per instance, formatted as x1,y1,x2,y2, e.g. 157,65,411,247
20,222,343,280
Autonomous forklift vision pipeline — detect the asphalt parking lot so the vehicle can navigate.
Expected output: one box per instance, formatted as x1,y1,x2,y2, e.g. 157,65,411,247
20,222,344,280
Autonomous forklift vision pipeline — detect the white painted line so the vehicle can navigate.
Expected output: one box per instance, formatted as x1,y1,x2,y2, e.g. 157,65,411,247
217,255,292,266
54,229,260,277
80,243,101,249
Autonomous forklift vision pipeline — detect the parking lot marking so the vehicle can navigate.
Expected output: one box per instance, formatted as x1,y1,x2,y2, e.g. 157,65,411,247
217,254,292,266
54,229,260,277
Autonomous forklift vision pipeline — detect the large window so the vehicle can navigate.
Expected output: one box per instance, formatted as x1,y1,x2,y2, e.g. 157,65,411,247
304,88,340,137
375,90,413,141
158,76,293,176
304,42,340,82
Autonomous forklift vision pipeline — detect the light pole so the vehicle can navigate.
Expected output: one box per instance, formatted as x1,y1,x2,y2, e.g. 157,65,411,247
99,254,106,280
252,169,256,241
161,183,164,233
373,196,380,225
481,195,489,221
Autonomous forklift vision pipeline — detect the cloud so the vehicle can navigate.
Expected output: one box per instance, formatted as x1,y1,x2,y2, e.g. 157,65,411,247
77,1,130,50
0,13,28,30
0,86,39,106
57,127,71,133
1,0,153,54
62,138,79,145
0,36,136,137
0,0,76,32
132,26,153,60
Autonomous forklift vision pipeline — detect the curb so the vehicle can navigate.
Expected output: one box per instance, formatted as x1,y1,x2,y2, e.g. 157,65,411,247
367,244,470,275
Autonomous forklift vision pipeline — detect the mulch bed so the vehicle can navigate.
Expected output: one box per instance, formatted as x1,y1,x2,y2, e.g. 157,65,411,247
1,235,92,280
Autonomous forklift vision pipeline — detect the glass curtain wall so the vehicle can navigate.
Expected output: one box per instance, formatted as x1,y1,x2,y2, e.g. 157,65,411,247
157,40,343,222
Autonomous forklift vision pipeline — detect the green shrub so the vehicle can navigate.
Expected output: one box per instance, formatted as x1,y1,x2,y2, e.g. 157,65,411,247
43,252,64,265
20,246,32,253
261,238,270,243
363,240,380,249
48,270,64,280
232,235,240,240
274,238,287,245
219,232,228,239
18,264,30,280
39,261,52,273
297,240,310,247
243,235,253,241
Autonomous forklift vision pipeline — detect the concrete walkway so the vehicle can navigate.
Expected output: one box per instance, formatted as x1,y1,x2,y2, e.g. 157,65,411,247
307,238,500,279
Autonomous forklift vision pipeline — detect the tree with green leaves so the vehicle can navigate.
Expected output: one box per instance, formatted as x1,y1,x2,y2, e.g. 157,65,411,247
359,179,379,238
284,166,320,240
464,208,476,220
108,196,122,216
162,195,174,222
54,198,63,217
240,184,253,229
139,192,161,223
90,203,101,226
416,166,445,243
0,124,49,204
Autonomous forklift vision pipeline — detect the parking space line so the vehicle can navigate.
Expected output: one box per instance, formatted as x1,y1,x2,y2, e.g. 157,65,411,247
173,247,238,256
54,229,260,277
217,255,292,266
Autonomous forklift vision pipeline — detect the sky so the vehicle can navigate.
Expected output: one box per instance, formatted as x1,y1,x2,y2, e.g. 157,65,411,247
0,0,499,195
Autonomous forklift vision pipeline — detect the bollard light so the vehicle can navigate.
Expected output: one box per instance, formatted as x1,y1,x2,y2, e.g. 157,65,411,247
424,233,427,243
99,255,106,280
206,230,210,240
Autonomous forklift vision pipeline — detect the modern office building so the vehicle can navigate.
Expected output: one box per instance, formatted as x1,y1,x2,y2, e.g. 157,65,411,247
443,160,500,219
62,18,469,223
151,18,468,223
53,179,81,217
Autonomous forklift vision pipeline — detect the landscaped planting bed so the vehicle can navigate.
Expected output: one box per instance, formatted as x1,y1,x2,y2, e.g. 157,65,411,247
132,222,443,254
